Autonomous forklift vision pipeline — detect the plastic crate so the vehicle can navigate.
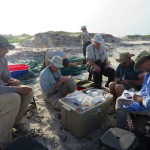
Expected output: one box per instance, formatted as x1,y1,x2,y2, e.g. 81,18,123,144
8,64,29,79
8,64,29,71
10,70,28,78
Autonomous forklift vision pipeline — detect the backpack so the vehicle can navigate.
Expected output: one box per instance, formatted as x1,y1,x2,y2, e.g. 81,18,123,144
131,114,150,150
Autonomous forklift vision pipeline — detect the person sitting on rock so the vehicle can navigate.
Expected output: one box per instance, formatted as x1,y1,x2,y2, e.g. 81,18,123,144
81,25,91,64
40,55,77,110
0,35,33,150
116,50,150,129
45,49,77,67
86,34,115,89
109,52,145,104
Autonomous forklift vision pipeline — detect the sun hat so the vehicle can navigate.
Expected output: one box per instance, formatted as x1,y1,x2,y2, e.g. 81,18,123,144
134,50,150,71
0,35,15,50
80,25,86,30
49,55,64,68
92,34,104,44
115,52,135,63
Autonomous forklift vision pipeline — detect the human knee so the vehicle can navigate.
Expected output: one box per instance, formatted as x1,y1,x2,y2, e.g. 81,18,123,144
9,93,21,105
26,89,34,103
67,78,75,84
115,84,124,92
8,93,21,108
109,82,117,89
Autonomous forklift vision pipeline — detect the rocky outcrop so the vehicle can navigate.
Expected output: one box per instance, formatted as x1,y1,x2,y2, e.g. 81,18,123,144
20,32,120,48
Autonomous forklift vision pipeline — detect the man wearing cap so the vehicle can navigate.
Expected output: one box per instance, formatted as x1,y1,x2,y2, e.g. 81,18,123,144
116,50,150,129
109,52,145,104
45,49,77,67
0,35,33,149
86,34,115,89
40,55,77,110
81,25,91,64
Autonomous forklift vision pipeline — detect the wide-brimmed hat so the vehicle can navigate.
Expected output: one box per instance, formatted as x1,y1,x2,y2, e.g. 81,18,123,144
134,50,150,71
80,25,86,30
92,34,104,44
115,52,135,63
49,56,64,68
0,35,15,50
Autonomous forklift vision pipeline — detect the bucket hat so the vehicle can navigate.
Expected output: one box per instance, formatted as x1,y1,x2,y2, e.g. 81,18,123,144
0,35,15,50
115,52,135,63
49,56,64,68
80,25,86,30
92,34,104,44
134,50,150,71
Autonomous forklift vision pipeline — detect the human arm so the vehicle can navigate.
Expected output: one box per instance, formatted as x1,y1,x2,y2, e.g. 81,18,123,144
104,58,109,70
54,76,70,89
119,73,145,85
86,46,101,72
40,70,57,94
7,78,20,86
133,93,143,103
114,74,120,82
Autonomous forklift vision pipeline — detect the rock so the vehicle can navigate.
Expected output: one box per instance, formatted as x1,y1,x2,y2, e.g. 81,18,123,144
20,32,120,48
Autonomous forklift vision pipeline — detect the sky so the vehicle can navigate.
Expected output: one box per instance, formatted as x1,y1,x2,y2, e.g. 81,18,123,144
0,0,150,37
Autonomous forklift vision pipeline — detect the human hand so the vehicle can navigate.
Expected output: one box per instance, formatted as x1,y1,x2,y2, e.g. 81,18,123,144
104,65,109,70
7,79,20,86
59,76,69,84
133,93,143,103
119,80,129,84
114,78,120,82
16,86,32,95
93,65,101,72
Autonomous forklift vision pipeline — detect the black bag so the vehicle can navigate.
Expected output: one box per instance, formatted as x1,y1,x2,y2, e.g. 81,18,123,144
4,137,49,150
95,59,106,69
132,115,150,150
86,41,91,46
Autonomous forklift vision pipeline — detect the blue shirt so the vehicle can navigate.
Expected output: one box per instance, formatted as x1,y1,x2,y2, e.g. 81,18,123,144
124,72,150,112
116,61,142,81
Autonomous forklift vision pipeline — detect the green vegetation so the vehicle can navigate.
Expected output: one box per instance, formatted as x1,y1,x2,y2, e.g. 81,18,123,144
3,34,33,43
146,35,150,38
127,35,140,37
48,31,82,35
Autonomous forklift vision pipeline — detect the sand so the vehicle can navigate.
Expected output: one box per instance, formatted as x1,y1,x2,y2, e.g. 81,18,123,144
6,40,150,150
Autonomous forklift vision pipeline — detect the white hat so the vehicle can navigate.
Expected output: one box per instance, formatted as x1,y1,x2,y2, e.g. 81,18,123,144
49,56,64,68
80,25,86,30
92,34,104,44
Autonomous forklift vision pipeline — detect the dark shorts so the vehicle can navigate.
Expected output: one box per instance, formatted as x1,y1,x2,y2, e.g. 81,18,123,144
63,58,69,67
122,83,138,90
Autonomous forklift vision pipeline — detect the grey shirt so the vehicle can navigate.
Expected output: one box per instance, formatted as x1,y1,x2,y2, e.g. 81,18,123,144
81,30,91,45
86,44,108,63
40,66,62,99
0,57,17,95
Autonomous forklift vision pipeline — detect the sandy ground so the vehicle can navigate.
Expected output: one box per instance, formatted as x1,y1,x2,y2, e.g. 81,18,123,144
6,40,150,150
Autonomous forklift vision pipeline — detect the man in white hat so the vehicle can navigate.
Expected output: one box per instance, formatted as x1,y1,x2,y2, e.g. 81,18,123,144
116,50,150,129
40,55,77,110
81,25,91,64
86,34,115,89
109,52,145,104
